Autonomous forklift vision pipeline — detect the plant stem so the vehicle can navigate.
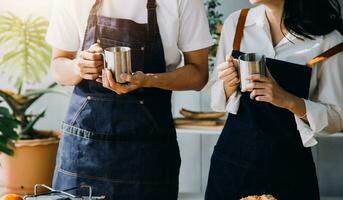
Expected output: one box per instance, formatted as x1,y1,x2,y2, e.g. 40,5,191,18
17,81,23,95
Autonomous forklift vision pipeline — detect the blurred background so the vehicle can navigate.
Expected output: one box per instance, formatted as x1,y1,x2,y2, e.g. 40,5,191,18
0,0,342,199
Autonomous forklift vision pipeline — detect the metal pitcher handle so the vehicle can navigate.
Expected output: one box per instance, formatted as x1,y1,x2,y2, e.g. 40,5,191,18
90,43,106,69
100,53,107,69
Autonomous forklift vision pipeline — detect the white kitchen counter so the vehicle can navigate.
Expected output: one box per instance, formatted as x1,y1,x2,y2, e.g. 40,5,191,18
176,126,343,138
176,126,222,136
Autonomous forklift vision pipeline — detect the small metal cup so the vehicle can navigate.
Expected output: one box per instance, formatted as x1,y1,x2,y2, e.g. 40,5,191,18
238,53,267,90
101,47,132,84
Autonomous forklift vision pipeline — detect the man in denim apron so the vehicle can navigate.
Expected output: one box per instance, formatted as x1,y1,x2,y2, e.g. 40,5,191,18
46,0,212,199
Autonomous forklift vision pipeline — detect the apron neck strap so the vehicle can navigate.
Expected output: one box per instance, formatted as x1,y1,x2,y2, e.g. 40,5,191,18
147,0,157,41
89,0,158,42
80,0,102,49
306,42,343,68
233,8,250,51
90,0,103,15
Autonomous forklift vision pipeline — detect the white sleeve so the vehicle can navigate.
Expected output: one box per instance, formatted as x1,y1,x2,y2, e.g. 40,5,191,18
177,0,213,52
45,0,80,52
295,38,343,147
210,14,241,113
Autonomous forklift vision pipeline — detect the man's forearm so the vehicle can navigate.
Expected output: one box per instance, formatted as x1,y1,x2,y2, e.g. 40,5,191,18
51,58,82,86
144,63,208,91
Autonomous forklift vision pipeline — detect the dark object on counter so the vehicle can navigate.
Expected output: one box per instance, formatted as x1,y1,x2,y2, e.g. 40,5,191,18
23,184,106,200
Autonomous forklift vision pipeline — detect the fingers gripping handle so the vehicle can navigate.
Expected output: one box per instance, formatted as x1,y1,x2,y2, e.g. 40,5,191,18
100,53,107,69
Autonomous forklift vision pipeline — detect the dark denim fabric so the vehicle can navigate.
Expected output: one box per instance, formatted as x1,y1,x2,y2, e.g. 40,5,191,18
205,51,320,200
53,95,180,199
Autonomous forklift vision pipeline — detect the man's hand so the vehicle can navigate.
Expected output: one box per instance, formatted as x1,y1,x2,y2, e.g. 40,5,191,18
73,44,103,80
96,70,148,95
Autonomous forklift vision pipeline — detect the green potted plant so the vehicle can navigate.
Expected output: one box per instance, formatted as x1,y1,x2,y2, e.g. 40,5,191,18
197,0,224,111
0,12,66,195
205,0,223,71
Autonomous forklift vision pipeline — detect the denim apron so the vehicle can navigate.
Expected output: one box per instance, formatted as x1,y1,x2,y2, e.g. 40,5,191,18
52,0,181,199
205,9,343,200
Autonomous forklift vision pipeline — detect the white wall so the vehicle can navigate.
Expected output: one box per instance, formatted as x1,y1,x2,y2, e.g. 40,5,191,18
219,0,251,19
0,0,71,131
0,0,53,19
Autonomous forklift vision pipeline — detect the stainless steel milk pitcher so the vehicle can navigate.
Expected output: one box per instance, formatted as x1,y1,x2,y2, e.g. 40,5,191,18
102,47,132,84
238,53,267,90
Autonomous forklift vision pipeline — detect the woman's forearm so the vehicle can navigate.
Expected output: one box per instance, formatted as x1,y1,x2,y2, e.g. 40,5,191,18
224,84,238,100
51,57,82,86
285,94,308,121
144,63,208,91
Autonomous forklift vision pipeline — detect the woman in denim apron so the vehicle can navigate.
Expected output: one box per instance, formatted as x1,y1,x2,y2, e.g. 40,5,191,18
206,0,343,199
49,0,211,199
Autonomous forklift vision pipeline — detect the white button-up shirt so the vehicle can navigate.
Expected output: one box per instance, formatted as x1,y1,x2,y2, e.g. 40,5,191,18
210,5,343,147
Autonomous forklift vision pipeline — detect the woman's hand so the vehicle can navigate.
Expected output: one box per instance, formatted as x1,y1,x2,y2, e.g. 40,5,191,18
96,70,148,95
73,44,103,80
243,74,295,109
218,56,240,99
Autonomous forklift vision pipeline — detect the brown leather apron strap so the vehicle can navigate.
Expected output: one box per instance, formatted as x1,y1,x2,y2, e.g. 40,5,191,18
147,0,157,41
233,8,250,51
90,0,103,15
306,42,343,68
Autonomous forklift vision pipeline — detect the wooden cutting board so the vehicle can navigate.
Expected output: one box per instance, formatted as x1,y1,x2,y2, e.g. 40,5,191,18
175,124,224,131
179,108,225,120
174,118,225,127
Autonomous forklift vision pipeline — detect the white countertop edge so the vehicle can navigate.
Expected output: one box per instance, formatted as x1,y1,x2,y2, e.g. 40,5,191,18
176,127,343,138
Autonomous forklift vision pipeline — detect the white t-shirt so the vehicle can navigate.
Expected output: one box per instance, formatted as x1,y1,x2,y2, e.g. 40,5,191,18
46,0,213,71
210,5,343,147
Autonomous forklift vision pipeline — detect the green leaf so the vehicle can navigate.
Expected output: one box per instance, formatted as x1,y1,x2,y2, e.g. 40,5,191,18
0,145,14,156
0,12,51,92
0,105,18,155
0,136,10,145
0,124,18,140
24,88,69,98
0,107,12,118
0,51,22,65
20,109,45,136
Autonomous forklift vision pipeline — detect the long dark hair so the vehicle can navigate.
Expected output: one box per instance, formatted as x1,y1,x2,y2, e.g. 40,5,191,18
282,0,343,39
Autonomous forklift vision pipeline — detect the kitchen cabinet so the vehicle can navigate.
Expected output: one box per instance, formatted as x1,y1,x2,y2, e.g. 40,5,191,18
177,134,202,193
316,137,343,197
